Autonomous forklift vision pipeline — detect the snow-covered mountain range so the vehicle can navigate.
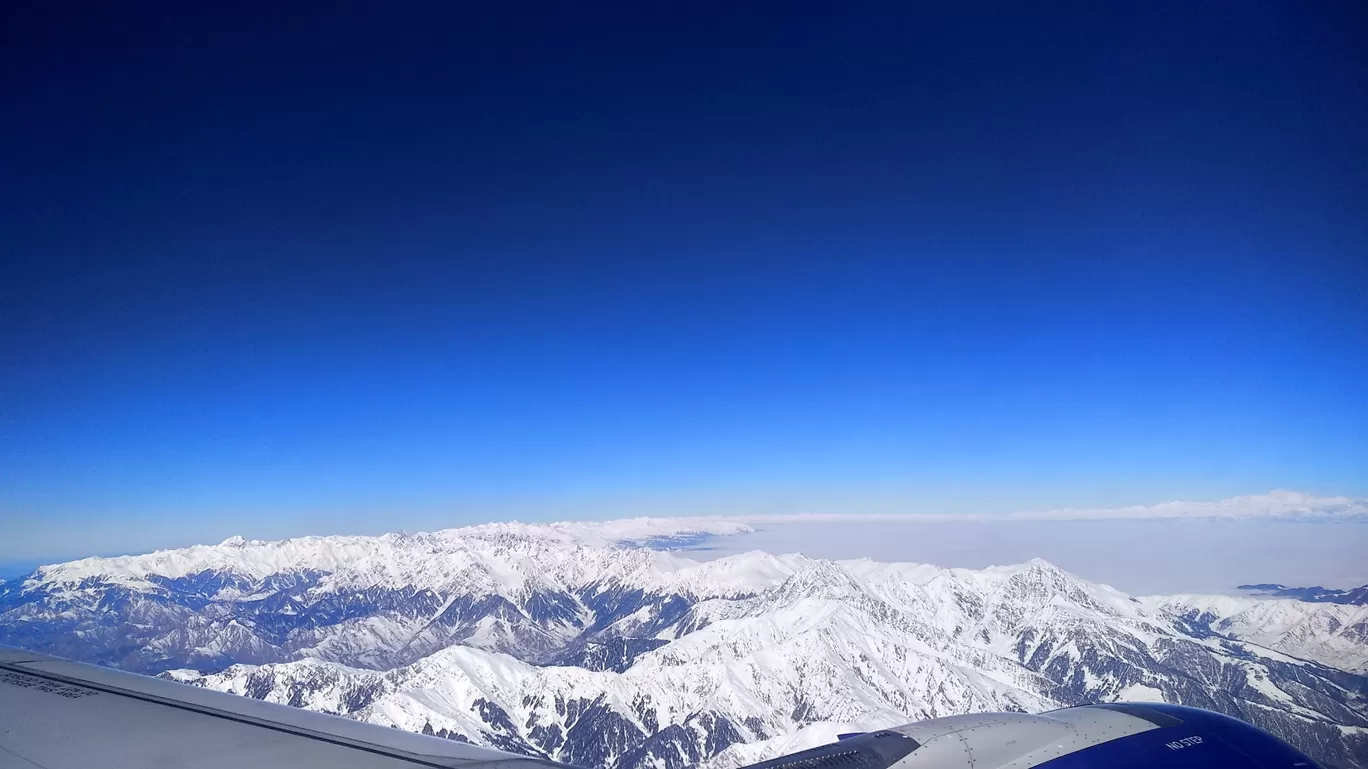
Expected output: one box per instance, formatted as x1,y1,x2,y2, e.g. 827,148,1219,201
2,520,1366,768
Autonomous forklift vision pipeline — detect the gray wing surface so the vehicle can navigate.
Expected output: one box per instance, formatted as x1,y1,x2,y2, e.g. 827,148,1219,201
0,646,576,769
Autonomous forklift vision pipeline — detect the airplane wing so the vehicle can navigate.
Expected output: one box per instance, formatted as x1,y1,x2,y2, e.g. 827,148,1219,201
2,645,1323,769
0,646,574,769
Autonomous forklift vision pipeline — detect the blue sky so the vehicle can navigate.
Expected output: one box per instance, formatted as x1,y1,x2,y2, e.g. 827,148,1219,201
2,2,1365,561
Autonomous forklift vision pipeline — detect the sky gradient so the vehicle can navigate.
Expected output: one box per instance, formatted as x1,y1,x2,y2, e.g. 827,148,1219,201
3,2,1366,560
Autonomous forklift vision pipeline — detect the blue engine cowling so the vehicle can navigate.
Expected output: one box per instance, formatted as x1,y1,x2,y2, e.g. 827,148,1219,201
739,703,1321,769
1034,703,1321,769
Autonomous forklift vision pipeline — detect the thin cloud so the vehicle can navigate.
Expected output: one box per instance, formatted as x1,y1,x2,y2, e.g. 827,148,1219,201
615,490,1368,532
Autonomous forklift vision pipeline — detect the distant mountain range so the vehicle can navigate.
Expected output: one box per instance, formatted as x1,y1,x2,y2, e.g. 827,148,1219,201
2,521,1366,769
1238,583,1368,605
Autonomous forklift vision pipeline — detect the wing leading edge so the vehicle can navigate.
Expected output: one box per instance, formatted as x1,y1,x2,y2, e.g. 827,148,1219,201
0,646,577,769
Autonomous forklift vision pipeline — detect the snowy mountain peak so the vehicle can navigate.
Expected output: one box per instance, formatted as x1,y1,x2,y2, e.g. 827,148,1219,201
769,559,868,602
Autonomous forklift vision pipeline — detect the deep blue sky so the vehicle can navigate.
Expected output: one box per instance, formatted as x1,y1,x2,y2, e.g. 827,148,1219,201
2,2,1365,560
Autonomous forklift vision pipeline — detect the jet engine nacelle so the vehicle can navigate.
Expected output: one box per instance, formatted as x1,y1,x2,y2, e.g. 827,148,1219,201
742,703,1319,769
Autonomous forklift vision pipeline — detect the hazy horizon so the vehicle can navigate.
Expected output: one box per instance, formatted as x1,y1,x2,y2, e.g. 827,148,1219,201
6,488,1366,596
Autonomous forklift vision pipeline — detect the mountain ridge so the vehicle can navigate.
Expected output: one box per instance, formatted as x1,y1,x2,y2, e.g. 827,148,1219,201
1237,583,1368,606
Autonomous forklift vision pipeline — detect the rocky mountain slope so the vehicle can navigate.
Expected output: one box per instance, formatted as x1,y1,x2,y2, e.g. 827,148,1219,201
3,521,1367,768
